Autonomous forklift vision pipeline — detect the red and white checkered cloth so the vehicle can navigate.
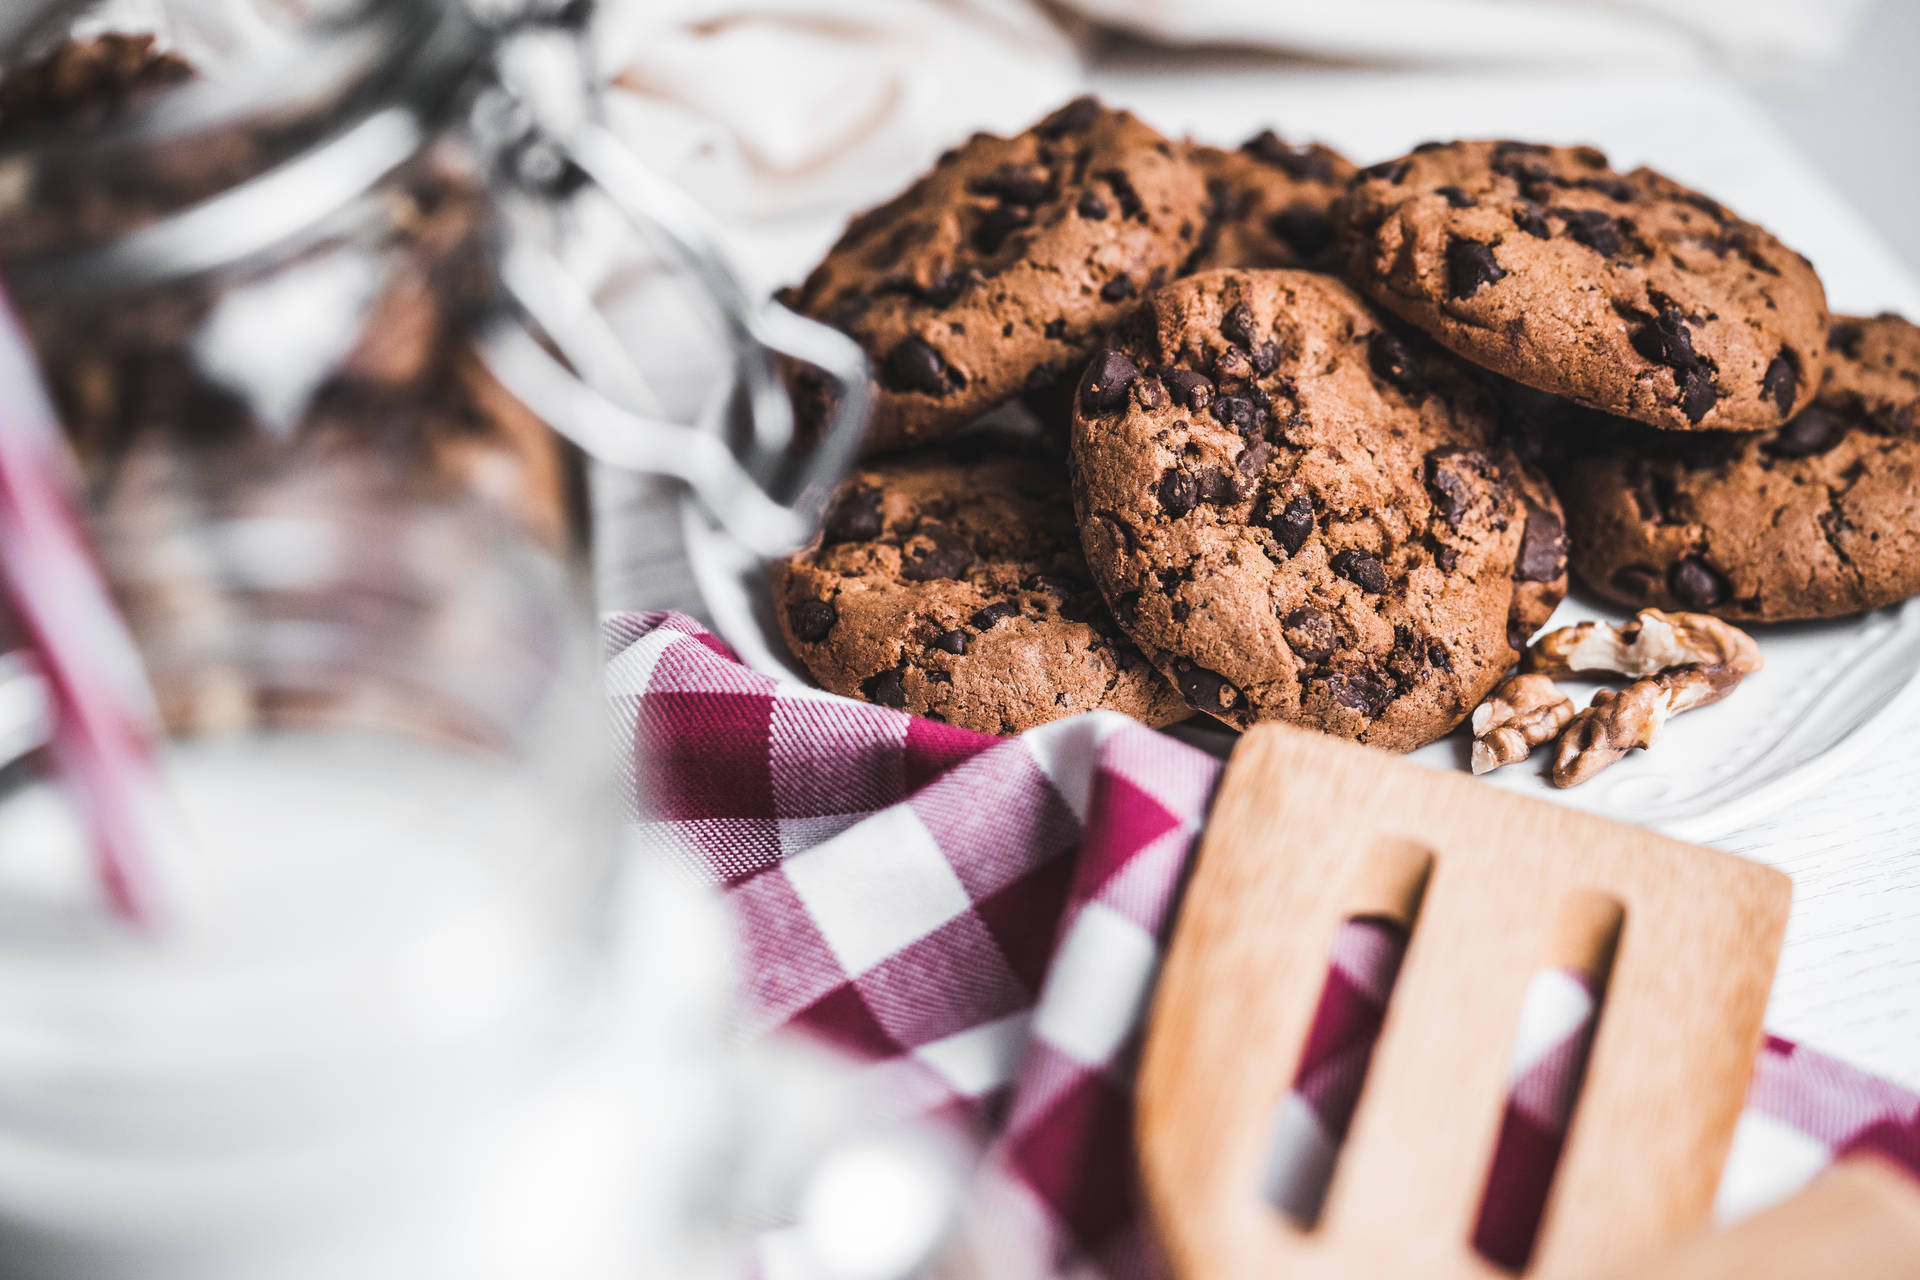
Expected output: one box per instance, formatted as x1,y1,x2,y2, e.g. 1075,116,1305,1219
606,611,1920,1277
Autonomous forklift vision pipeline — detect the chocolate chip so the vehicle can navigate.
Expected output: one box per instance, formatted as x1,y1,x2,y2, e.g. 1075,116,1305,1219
1038,95,1100,138
1446,239,1505,298
1250,342,1280,375
902,526,975,582
967,165,1052,206
1173,661,1241,714
1095,168,1144,221
822,487,882,543
1267,493,1315,555
972,204,1031,253
1514,502,1567,582
932,628,969,655
1241,129,1335,181
970,601,1019,630
1210,393,1260,435
1331,549,1389,593
1668,555,1729,608
1678,366,1719,423
1436,185,1476,209
1162,368,1212,410
1237,440,1275,484
1158,468,1198,517
921,271,968,307
787,600,837,643
1044,319,1067,341
1267,205,1335,259
1100,274,1135,303
1362,159,1410,184
861,668,907,709
1170,600,1191,622
1510,202,1550,238
1076,189,1109,220
1324,672,1393,718
1112,591,1140,628
1195,467,1241,505
1550,207,1621,256
1080,349,1139,413
1423,451,1475,529
1134,376,1167,410
1683,191,1728,222
1434,544,1460,573
1829,320,1865,359
1223,302,1260,350
1762,350,1800,413
1369,330,1423,395
1611,565,1659,598
1633,308,1701,369
882,337,951,395
1767,404,1846,458
1282,607,1336,662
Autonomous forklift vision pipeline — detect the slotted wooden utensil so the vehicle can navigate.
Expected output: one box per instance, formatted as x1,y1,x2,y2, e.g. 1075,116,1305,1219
1612,1156,1920,1279
1137,723,1792,1279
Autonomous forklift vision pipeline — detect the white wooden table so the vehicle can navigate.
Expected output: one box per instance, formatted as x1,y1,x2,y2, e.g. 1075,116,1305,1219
600,53,1920,1094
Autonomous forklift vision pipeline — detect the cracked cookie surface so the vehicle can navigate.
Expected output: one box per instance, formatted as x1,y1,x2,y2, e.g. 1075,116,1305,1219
773,437,1188,734
781,97,1208,455
1187,130,1356,273
1556,312,1920,621
1069,268,1568,751
1337,140,1830,434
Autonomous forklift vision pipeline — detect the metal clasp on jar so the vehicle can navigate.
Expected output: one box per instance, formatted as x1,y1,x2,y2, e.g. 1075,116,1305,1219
470,5,869,559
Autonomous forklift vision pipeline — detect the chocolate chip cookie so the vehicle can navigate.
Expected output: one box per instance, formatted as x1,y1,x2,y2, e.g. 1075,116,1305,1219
1338,140,1830,434
1187,130,1356,273
1070,268,1568,750
1558,312,1920,621
773,437,1188,734
781,97,1208,455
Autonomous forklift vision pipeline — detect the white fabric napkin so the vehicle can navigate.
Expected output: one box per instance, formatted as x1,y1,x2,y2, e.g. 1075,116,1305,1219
594,0,1082,224
592,0,1874,228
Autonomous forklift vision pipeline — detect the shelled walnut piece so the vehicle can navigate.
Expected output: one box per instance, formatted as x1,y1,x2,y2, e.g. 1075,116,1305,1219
1470,608,1763,786
1470,674,1574,775
1552,664,1750,788
1524,608,1761,681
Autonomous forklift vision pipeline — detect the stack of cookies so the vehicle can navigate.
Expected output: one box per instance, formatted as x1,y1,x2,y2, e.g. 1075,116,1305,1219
772,97,1920,751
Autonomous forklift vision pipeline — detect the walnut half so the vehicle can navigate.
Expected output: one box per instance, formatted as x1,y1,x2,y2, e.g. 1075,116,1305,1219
1471,673,1575,775
1552,664,1750,788
1524,608,1762,681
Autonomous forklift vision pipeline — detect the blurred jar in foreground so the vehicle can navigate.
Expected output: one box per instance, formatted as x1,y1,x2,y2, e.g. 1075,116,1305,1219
0,484,740,1279
0,3,588,568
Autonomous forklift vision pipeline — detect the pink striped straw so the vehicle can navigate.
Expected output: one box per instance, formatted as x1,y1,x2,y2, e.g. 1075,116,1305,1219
0,290,182,932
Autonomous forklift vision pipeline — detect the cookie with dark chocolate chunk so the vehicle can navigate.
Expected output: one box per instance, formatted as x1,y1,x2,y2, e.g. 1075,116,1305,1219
1337,140,1830,435
1556,312,1920,621
780,97,1208,454
1070,268,1566,751
773,436,1187,734
1186,130,1356,273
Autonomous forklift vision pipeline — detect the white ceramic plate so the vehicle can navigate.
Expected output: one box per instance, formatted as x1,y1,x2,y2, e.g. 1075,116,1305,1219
682,496,1920,843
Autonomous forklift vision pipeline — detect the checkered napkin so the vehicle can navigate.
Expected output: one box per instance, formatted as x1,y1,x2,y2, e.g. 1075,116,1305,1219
605,611,1920,1277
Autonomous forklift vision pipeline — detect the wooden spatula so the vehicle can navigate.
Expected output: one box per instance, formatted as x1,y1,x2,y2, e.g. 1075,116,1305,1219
1610,1157,1920,1279
1137,723,1791,1279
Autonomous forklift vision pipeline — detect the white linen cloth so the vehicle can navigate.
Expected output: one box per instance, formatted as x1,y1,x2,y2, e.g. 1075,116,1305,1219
593,0,1875,228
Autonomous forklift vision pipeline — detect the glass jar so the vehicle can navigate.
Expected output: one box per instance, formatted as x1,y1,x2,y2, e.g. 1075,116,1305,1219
0,488,743,1280
0,0,872,604
0,2,588,570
